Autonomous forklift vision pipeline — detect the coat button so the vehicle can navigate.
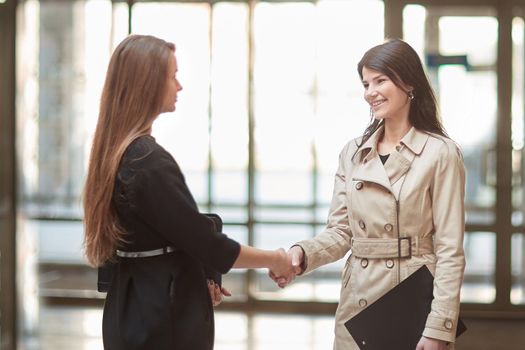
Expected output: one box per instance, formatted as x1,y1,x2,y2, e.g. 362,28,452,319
395,145,401,151
384,223,393,232
359,220,366,230
359,298,367,307
361,258,368,268
355,181,363,190
444,319,453,330
386,259,394,269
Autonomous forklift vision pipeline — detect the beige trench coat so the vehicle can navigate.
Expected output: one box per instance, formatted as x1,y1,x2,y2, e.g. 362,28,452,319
296,126,466,349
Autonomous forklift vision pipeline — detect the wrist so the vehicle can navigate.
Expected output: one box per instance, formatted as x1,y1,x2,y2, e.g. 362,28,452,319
291,245,306,273
268,250,280,270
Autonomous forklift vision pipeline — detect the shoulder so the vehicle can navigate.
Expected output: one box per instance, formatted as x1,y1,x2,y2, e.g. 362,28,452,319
425,132,463,162
123,136,173,168
428,133,463,158
117,136,183,187
124,136,157,160
118,136,181,186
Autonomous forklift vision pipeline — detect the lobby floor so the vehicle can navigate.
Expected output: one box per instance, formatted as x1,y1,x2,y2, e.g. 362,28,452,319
17,304,525,350
19,305,335,350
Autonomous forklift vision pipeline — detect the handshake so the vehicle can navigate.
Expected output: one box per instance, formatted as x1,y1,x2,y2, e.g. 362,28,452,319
211,245,307,306
268,246,306,288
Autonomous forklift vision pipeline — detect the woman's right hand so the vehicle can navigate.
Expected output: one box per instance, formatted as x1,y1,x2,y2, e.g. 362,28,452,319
268,248,291,278
269,246,304,288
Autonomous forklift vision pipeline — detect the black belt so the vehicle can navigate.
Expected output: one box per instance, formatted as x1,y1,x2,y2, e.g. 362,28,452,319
116,246,176,258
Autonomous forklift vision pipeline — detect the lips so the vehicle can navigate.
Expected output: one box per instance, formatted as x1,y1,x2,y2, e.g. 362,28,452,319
370,99,386,108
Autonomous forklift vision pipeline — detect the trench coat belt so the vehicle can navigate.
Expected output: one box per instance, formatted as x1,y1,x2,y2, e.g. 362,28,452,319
351,236,434,259
116,246,177,258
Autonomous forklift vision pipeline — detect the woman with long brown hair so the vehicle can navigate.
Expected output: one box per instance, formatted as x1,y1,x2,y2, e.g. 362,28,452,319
83,34,293,350
274,38,466,350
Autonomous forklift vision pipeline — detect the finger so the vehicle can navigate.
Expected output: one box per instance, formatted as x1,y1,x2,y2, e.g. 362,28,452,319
221,287,232,297
278,277,290,287
213,287,222,306
277,277,287,285
208,281,218,305
269,270,281,281
207,280,215,295
214,284,222,301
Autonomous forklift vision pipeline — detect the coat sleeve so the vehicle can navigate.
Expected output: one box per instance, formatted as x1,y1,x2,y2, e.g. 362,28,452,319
295,142,354,274
126,146,241,274
423,140,466,343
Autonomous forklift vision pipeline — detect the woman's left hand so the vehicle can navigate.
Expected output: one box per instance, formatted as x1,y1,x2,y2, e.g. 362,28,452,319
415,336,447,350
207,280,232,307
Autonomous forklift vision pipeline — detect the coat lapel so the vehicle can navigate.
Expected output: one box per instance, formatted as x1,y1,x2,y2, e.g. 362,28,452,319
352,126,430,193
352,126,393,193
383,150,412,186
385,127,430,186
353,153,393,193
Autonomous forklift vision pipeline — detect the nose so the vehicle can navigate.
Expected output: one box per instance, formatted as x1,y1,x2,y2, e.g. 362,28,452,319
365,87,377,101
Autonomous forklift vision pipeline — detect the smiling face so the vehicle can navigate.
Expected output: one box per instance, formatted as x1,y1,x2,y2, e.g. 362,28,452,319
362,66,411,123
161,53,183,113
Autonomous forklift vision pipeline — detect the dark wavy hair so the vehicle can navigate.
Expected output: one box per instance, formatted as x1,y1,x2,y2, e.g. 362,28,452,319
356,38,447,147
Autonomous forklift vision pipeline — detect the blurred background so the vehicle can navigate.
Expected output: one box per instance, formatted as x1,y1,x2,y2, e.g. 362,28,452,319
1,0,525,349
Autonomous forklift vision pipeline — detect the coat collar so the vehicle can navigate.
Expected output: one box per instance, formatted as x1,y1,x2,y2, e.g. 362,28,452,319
355,125,429,161
352,125,429,193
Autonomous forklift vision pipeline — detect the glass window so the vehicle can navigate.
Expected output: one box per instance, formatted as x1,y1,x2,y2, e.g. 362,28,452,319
512,17,525,225
439,16,498,225
315,0,383,205
16,0,121,334
511,17,525,306
253,1,316,205
512,233,525,305
252,0,383,301
133,2,212,203
461,232,496,303
404,8,498,226
210,3,249,204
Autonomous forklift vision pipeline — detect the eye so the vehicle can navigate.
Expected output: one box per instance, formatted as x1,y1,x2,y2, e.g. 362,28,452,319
362,83,369,89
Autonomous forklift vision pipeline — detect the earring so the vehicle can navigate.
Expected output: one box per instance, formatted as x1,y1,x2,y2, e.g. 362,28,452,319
408,91,414,100
369,107,375,118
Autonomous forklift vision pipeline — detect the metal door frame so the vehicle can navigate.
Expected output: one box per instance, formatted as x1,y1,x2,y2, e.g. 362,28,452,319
0,0,18,348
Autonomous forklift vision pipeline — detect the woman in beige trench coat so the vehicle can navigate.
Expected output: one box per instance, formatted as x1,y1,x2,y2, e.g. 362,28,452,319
272,39,466,350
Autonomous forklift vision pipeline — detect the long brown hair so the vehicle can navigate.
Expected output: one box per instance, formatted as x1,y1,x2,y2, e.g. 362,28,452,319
356,38,447,147
83,35,175,267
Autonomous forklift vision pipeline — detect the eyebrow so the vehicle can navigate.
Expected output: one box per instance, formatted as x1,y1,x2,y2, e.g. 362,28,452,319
362,74,386,84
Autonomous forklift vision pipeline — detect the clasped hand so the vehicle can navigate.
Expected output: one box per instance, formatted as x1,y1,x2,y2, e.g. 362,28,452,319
268,246,304,288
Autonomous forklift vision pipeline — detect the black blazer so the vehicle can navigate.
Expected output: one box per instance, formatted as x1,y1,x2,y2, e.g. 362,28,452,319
102,136,240,350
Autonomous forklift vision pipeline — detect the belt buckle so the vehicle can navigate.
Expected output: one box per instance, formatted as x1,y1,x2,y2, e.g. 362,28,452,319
398,236,412,258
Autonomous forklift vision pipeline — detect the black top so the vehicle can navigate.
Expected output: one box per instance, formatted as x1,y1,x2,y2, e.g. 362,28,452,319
379,153,390,164
102,135,241,350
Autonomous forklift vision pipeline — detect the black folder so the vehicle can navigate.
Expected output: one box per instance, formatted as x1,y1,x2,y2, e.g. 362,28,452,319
344,265,466,350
